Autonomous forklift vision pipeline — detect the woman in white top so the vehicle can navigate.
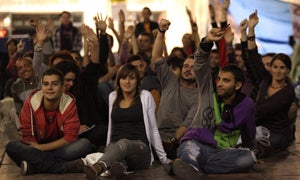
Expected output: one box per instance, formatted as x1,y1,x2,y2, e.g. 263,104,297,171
85,64,170,179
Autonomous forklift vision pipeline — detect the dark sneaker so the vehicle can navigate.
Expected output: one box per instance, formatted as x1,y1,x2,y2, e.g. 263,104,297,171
172,158,204,180
110,162,128,180
20,161,34,175
84,163,103,180
65,159,85,173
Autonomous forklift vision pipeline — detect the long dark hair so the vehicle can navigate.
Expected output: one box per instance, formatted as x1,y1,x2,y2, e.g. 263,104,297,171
270,53,292,85
114,64,141,106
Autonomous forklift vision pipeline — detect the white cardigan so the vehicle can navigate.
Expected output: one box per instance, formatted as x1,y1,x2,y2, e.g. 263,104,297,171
107,90,170,165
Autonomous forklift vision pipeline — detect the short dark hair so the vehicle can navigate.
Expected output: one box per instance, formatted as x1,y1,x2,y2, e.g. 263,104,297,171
143,7,152,15
167,56,183,69
59,11,72,18
5,39,18,49
138,32,154,44
42,68,64,85
170,47,187,59
262,52,276,59
127,55,143,64
221,65,245,85
54,61,80,78
49,50,74,67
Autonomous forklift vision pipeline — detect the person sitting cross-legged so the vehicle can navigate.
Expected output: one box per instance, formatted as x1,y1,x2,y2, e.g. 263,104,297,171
5,68,93,175
172,28,257,179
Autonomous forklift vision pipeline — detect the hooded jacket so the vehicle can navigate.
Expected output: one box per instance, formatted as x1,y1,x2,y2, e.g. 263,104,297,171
19,89,80,143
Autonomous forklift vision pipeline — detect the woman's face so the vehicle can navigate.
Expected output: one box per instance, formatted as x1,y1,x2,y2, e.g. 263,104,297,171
119,72,137,94
7,42,17,54
64,72,76,92
270,59,290,82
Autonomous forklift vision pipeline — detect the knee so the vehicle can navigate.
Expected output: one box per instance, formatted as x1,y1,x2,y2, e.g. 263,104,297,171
6,140,25,157
236,151,256,170
177,141,200,162
115,139,130,150
77,138,93,153
6,140,22,152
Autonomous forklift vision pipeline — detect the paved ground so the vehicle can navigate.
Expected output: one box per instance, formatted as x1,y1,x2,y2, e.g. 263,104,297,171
1,111,300,180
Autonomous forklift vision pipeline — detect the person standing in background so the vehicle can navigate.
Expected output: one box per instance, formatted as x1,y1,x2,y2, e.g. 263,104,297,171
53,11,82,52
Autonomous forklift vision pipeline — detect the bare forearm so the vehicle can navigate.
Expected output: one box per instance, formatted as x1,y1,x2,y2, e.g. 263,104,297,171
98,71,115,83
131,35,139,55
152,32,165,62
175,126,187,140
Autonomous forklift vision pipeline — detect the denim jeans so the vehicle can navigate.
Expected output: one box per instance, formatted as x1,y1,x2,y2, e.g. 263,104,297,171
98,139,151,171
177,140,256,174
269,132,290,150
6,138,93,173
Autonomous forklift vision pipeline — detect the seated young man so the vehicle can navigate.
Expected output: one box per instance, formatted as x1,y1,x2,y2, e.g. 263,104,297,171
6,68,93,175
172,28,257,179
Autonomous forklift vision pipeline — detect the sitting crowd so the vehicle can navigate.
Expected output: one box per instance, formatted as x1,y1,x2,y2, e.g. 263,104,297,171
0,0,297,179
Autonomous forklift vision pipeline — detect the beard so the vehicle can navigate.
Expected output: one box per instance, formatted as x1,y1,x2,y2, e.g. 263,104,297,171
181,76,196,84
217,86,236,100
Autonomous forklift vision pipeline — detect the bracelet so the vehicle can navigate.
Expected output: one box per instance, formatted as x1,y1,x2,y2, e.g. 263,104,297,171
247,35,255,41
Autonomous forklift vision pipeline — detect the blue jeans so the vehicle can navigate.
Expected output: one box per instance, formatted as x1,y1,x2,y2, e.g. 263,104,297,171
269,132,290,150
98,139,151,171
6,138,93,173
177,140,256,174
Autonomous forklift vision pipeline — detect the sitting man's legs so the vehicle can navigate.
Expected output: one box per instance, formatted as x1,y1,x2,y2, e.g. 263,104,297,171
6,138,92,174
176,140,256,174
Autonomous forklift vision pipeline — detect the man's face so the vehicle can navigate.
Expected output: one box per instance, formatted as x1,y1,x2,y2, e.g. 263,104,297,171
210,52,220,69
182,33,193,48
181,58,195,82
235,50,244,70
60,13,71,26
130,59,147,78
16,59,35,81
138,35,152,52
216,71,241,99
142,8,151,21
7,41,17,54
42,75,64,103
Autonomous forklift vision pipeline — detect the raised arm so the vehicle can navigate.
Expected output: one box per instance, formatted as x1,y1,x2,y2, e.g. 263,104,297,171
190,28,224,129
80,25,90,67
82,24,100,64
94,13,108,65
108,17,122,49
118,9,126,48
127,26,139,55
186,6,201,51
34,23,49,78
119,25,136,65
151,19,171,68
221,0,230,27
209,4,218,28
247,10,259,50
